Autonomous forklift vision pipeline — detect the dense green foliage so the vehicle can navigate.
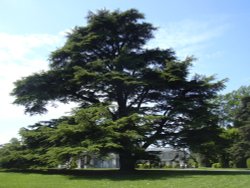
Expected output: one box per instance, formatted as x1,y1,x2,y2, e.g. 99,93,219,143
246,158,250,168
9,9,225,170
229,96,250,167
216,85,250,127
0,138,31,169
198,87,250,168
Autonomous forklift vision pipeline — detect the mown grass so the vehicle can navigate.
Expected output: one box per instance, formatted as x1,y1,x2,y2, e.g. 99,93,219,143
0,169,249,188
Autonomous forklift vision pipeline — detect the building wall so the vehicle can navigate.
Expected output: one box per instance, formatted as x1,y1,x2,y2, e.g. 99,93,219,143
76,153,119,169
66,148,188,169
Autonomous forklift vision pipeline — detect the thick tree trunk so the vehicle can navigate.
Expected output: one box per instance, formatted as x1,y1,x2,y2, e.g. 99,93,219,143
119,152,136,171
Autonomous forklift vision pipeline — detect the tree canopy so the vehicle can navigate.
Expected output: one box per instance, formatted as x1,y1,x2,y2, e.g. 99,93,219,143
11,9,225,170
206,86,250,168
216,85,250,127
230,96,250,167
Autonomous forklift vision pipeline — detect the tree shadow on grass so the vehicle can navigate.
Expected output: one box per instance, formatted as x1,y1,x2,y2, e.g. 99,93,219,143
2,169,250,181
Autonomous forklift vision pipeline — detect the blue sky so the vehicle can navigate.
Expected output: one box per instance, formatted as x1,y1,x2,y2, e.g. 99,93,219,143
1,0,250,144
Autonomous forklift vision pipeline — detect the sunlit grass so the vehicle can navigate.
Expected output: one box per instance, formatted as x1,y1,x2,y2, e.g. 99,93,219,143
0,169,249,188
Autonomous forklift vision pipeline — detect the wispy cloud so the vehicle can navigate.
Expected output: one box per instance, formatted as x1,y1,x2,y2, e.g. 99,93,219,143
148,18,229,59
0,32,66,80
0,33,63,63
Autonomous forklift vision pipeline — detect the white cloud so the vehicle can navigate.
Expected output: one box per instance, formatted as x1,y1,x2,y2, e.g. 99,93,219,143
0,32,69,144
0,33,63,63
148,19,229,59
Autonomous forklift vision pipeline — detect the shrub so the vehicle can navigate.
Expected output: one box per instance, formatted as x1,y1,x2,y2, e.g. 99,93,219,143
136,163,151,169
163,164,173,168
246,158,250,169
173,162,180,168
212,163,222,168
229,161,235,168
187,158,199,168
69,157,77,169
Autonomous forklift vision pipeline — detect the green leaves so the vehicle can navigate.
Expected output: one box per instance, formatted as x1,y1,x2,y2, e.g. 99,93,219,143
216,85,250,127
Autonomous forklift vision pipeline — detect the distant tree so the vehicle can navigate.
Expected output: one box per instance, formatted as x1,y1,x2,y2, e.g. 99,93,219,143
213,86,250,167
229,96,250,167
11,9,225,171
184,125,236,168
216,86,250,127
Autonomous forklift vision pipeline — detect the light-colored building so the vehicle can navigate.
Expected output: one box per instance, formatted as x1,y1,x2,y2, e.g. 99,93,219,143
76,153,119,169
59,147,188,169
146,147,188,168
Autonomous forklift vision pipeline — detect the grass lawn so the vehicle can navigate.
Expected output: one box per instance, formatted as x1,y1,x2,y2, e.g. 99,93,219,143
0,169,249,188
